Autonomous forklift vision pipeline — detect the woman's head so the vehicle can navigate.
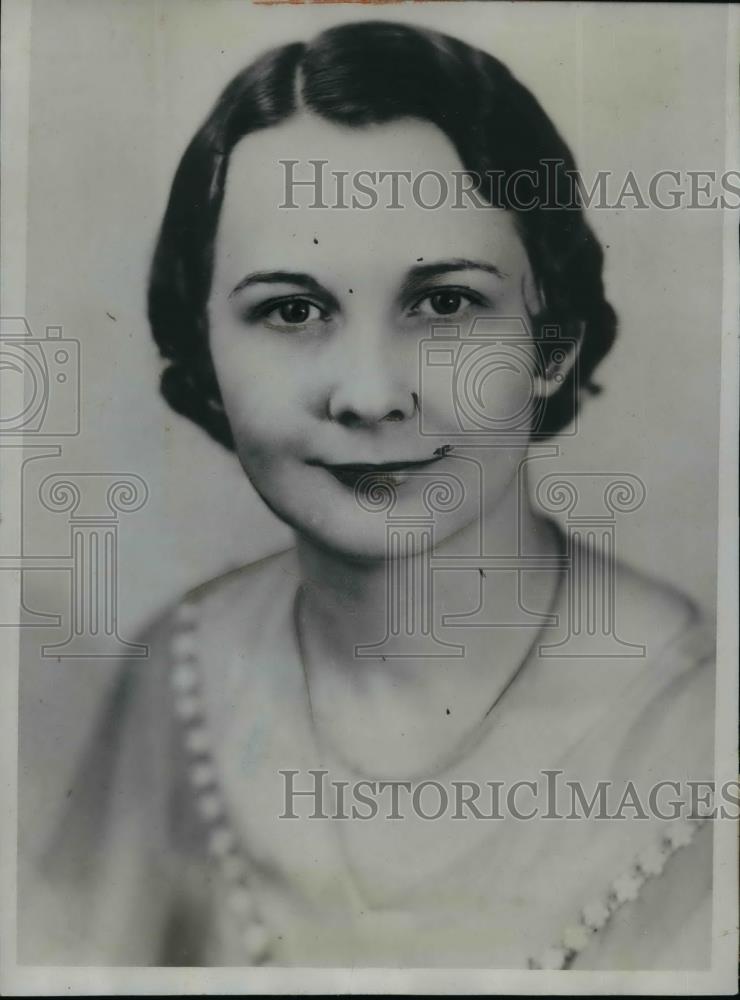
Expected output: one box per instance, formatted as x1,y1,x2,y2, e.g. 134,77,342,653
148,20,616,557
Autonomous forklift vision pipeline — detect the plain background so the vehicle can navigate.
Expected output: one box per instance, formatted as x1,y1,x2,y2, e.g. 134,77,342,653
17,0,726,861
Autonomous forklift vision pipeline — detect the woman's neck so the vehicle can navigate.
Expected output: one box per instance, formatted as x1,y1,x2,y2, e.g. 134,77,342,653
294,474,558,673
292,472,563,777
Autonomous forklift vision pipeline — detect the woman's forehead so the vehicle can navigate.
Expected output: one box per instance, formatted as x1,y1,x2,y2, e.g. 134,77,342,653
215,112,528,280
226,111,463,189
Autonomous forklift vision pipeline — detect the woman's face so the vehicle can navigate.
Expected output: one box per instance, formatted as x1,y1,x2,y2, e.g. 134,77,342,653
208,113,546,559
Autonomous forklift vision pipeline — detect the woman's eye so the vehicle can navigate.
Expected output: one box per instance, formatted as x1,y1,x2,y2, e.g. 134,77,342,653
262,298,326,328
411,289,480,318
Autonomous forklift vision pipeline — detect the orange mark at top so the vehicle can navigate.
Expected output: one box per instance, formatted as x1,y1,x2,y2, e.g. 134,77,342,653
254,0,438,6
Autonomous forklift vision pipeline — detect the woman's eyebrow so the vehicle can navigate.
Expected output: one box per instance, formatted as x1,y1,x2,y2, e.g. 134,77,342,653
400,258,510,297
228,260,507,303
228,270,337,305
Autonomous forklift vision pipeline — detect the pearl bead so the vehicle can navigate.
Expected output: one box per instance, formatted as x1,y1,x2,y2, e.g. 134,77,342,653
582,899,610,930
637,843,667,876
611,872,641,903
208,826,236,858
170,631,197,662
197,791,223,821
562,924,590,952
188,760,216,789
170,662,197,695
184,725,210,755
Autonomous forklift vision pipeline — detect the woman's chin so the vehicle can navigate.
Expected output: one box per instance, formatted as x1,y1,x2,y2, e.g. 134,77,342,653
250,463,480,561
292,509,468,563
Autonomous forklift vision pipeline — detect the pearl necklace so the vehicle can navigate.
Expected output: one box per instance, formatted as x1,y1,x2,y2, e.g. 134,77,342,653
168,593,709,969
168,599,272,964
528,814,708,969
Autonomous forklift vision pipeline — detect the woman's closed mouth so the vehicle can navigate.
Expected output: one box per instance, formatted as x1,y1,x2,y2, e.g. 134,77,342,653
307,454,448,490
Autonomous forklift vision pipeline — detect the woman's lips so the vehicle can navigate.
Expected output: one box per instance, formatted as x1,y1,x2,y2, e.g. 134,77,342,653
329,466,411,490
310,456,445,491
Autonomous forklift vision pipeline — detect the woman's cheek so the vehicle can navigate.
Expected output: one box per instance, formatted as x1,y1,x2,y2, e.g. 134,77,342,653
226,377,309,460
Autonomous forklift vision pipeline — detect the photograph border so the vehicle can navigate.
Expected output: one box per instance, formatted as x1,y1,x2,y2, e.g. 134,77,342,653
1,1,737,994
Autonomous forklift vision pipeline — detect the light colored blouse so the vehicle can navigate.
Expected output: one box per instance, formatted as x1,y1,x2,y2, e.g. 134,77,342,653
23,546,715,969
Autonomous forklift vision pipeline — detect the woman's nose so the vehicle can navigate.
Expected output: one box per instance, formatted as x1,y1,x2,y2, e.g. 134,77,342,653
326,342,418,429
328,381,418,429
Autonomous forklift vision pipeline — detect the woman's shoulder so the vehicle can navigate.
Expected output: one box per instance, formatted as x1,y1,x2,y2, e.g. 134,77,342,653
610,557,715,735
527,554,716,970
23,551,301,964
45,548,299,826
144,545,299,647
537,544,716,787
187,544,298,603
613,555,712,655
557,537,715,686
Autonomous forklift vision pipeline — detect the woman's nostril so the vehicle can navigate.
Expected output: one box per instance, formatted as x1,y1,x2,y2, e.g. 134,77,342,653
337,409,364,429
329,393,418,427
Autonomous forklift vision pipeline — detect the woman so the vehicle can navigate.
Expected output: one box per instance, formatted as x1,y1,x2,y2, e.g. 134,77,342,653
30,20,714,969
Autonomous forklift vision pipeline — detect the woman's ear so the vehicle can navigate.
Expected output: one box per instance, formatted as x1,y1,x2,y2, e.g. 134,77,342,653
522,269,585,399
533,318,585,399
522,267,544,318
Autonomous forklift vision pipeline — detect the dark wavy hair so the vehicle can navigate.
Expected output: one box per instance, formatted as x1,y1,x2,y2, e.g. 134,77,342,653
148,20,617,448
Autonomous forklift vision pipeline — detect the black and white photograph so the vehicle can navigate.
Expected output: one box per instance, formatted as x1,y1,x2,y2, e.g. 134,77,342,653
1,0,737,993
